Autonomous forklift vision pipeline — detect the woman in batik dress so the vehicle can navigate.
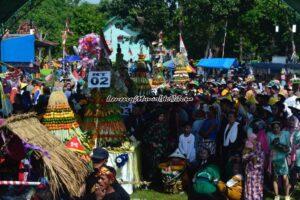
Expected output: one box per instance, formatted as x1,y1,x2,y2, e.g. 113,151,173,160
243,132,265,200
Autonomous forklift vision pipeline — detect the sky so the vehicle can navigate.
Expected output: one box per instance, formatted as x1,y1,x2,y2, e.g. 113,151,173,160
84,0,101,4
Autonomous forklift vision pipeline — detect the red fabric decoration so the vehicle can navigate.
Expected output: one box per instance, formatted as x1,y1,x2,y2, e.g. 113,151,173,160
65,136,85,154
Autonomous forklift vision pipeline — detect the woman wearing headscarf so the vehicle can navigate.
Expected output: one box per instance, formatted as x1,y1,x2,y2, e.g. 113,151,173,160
286,116,300,188
267,121,291,200
143,109,169,181
243,120,265,200
220,112,245,165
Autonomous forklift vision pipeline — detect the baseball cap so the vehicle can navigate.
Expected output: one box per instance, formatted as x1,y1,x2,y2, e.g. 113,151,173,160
90,147,109,163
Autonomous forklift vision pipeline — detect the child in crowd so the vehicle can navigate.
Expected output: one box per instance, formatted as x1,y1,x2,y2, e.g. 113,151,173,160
178,123,196,163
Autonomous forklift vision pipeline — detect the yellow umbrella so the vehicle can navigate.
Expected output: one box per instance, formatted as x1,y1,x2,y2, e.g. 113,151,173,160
186,65,196,73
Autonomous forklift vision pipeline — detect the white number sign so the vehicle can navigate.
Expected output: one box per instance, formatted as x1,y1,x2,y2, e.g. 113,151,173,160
88,71,111,88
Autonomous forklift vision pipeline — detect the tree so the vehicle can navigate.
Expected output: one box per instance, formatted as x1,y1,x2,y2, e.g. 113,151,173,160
5,0,107,57
99,0,178,46
67,2,107,52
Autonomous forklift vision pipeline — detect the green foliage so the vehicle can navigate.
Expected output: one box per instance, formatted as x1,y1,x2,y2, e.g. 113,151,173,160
100,0,300,61
67,2,107,52
5,0,107,57
4,0,300,61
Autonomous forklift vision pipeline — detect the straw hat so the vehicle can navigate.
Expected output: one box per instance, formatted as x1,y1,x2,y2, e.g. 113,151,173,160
169,149,186,159
20,83,28,90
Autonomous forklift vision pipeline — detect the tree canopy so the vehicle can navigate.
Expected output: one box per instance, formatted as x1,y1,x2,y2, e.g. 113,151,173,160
3,0,300,61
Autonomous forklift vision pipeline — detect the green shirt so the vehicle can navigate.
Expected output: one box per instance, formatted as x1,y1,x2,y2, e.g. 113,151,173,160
267,131,290,162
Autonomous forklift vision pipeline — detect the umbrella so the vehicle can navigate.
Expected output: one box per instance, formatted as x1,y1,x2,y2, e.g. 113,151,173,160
186,65,196,73
62,55,81,63
163,60,175,69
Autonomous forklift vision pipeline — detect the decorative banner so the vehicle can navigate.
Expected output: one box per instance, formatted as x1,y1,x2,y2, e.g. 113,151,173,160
65,136,85,153
88,71,111,88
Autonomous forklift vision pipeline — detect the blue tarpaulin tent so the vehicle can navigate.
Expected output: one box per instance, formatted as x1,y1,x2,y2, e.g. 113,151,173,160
196,58,238,69
1,35,35,63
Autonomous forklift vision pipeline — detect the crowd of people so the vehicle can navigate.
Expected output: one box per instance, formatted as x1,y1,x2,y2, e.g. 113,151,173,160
123,73,300,200
2,63,300,200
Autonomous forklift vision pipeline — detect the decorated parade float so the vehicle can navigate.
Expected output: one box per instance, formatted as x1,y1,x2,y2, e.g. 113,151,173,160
0,113,88,199
77,31,141,194
78,32,127,147
173,52,190,84
151,32,166,88
131,50,152,96
42,90,84,142
152,62,166,87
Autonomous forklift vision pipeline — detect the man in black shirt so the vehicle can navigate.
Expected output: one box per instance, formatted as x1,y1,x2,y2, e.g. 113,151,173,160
81,147,109,200
80,148,129,200
106,166,130,200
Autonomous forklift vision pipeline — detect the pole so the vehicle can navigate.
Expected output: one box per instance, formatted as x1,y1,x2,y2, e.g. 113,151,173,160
0,180,41,186
222,20,228,58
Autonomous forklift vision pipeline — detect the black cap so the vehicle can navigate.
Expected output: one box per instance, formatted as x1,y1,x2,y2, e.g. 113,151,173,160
91,147,109,162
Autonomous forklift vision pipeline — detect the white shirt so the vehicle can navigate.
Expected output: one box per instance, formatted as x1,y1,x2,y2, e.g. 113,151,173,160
179,133,196,162
284,95,300,117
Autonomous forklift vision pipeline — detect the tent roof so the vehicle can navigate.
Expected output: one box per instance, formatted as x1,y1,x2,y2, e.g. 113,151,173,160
196,58,238,69
0,0,29,24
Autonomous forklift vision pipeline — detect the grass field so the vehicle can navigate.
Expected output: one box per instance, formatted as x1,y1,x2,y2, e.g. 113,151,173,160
130,189,300,200
131,190,187,200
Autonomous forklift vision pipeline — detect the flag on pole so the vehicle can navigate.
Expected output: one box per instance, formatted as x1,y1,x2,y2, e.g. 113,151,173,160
110,29,113,44
179,33,188,57
62,19,73,57
98,29,112,59
128,47,133,56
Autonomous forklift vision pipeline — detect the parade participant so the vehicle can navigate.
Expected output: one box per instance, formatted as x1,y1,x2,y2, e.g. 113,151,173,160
106,166,129,200
64,82,73,100
191,110,205,154
220,112,245,176
178,123,196,163
85,166,119,200
267,121,291,200
286,116,300,188
191,164,222,200
35,86,51,115
191,107,205,134
143,110,169,182
96,166,123,200
243,129,265,200
199,106,219,155
284,82,300,116
125,106,145,141
80,148,109,199
20,83,32,112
